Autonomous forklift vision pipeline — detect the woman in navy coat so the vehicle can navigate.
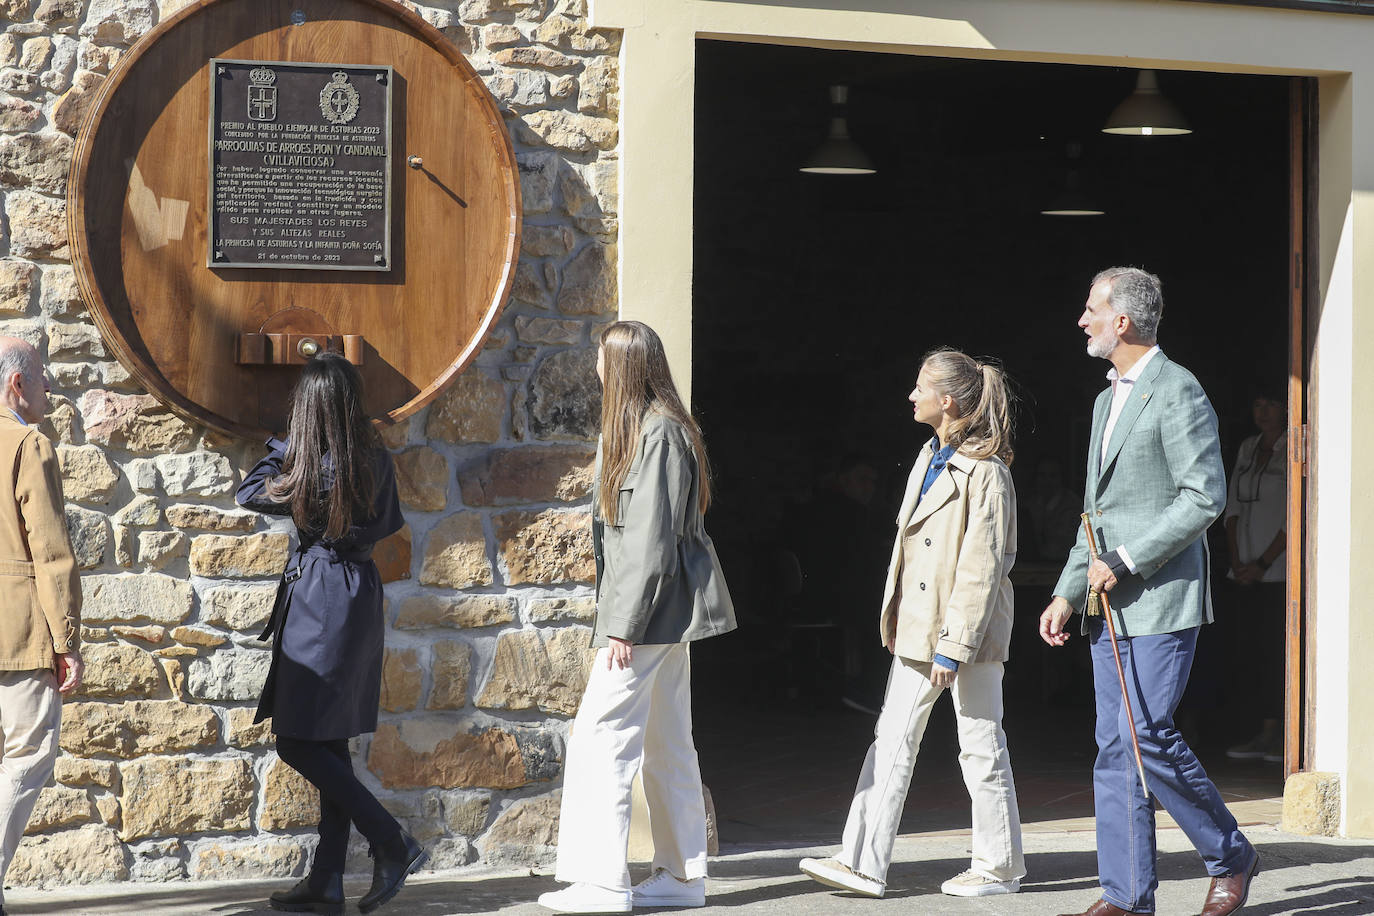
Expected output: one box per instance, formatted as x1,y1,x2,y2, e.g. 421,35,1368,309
237,353,424,915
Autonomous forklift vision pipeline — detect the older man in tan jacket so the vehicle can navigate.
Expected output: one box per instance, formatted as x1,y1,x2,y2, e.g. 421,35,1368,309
0,337,81,914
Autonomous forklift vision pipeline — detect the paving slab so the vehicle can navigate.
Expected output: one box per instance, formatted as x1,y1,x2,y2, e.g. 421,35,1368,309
7,823,1372,915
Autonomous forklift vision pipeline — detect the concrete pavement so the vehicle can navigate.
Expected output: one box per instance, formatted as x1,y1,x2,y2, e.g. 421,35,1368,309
7,822,1373,915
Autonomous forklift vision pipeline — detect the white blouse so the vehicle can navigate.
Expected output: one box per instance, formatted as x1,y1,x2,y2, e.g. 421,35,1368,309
1224,432,1287,583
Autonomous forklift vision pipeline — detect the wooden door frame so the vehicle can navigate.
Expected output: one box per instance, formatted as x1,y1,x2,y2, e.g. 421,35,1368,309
1287,76,1317,777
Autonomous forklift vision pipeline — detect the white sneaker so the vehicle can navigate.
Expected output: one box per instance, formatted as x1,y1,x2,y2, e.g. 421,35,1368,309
940,869,1021,897
632,868,706,907
798,857,885,898
537,883,632,913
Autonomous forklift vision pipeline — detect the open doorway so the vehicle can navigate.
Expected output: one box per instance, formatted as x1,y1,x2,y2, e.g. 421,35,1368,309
688,41,1298,845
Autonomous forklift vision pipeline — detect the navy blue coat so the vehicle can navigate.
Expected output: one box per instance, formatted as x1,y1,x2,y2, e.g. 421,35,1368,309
236,439,404,740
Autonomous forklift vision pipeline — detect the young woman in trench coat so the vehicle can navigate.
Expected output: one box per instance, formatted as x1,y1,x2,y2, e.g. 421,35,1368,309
237,353,424,915
799,348,1026,899
537,320,736,915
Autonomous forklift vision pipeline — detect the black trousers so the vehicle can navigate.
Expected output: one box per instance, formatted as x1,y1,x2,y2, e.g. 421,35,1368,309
1234,581,1287,724
276,735,401,874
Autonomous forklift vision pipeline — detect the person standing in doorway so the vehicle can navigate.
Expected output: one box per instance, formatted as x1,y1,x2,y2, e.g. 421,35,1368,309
0,337,82,916
238,353,423,915
538,321,736,915
1223,386,1288,763
798,348,1026,900
1040,267,1259,916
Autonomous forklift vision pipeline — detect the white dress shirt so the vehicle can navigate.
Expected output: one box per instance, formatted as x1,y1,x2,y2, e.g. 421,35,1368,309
1099,346,1161,574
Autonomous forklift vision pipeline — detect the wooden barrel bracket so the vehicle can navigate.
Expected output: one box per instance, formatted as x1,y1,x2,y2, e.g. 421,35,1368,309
235,333,364,366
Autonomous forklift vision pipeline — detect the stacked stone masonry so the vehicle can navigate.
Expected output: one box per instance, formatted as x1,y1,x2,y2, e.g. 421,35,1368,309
0,0,616,887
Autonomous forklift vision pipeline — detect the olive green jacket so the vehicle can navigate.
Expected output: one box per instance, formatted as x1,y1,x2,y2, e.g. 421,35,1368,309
591,413,736,647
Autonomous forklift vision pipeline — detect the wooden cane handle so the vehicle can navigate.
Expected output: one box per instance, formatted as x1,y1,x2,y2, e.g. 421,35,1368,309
1081,514,1103,616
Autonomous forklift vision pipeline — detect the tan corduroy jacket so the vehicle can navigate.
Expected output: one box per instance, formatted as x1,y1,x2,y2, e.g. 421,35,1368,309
0,413,80,670
877,439,1017,665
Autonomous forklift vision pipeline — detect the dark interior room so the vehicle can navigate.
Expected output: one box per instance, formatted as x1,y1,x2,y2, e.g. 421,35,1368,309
687,39,1292,846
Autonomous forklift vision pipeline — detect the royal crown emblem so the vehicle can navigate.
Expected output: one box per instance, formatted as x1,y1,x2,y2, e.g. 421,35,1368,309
320,71,360,125
246,66,277,121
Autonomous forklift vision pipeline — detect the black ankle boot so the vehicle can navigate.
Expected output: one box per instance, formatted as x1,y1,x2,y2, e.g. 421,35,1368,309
358,830,427,914
269,871,344,914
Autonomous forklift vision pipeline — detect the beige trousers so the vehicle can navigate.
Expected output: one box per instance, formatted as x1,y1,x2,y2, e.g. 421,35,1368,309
0,669,61,903
840,656,1025,885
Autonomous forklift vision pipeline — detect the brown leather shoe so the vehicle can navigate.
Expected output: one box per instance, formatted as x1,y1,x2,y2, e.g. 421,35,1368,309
1056,899,1134,916
1200,851,1260,916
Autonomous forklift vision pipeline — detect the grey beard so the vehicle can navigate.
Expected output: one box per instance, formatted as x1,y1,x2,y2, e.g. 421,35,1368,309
1087,333,1118,359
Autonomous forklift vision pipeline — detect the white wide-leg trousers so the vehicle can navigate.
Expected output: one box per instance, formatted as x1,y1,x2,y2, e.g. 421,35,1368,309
555,643,708,891
839,656,1025,885
0,669,61,904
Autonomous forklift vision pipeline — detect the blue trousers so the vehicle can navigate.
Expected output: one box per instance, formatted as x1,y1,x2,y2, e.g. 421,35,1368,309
1089,622,1253,913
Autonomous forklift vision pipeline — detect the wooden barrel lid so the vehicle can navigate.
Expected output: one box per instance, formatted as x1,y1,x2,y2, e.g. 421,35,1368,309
68,0,521,439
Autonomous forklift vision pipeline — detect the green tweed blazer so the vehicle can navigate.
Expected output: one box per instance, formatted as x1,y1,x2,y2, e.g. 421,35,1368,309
1052,352,1226,637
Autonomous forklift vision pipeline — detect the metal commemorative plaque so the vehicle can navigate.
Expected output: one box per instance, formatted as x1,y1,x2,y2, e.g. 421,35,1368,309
209,59,393,270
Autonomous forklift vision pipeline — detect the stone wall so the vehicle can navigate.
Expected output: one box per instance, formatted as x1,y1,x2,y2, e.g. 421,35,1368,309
0,0,617,886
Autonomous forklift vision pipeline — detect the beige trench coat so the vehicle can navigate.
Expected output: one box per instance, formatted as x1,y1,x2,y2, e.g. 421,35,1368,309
877,439,1017,665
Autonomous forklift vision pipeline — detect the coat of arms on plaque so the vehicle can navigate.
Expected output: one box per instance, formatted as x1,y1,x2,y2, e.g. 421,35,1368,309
247,66,277,121
320,71,361,124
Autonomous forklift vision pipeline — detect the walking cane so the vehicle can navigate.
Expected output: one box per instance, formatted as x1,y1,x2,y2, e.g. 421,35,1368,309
1080,514,1150,797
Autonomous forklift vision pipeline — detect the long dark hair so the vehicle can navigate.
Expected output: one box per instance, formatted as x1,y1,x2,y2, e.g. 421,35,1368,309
598,321,710,524
265,353,380,538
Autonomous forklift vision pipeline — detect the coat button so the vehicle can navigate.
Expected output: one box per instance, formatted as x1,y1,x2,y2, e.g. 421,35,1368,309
1096,510,1103,517
919,582,927,591
924,538,932,547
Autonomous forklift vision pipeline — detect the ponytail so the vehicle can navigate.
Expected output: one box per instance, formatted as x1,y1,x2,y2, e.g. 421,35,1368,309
920,348,1015,465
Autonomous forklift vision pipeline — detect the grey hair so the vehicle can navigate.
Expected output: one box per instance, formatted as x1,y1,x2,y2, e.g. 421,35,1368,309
1092,266,1163,343
0,341,37,391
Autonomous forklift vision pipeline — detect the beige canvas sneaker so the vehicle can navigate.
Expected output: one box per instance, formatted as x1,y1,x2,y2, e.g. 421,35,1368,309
940,869,1021,897
798,857,885,898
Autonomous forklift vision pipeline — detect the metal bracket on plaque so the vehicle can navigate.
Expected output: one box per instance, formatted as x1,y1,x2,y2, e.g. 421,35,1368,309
235,307,364,366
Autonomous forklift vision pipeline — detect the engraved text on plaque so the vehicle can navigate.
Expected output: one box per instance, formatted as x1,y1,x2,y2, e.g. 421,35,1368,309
209,59,393,270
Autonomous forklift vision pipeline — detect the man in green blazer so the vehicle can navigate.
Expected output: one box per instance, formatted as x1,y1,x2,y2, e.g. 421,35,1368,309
1040,268,1258,916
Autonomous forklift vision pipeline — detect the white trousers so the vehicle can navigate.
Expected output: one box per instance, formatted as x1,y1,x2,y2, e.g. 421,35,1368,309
555,643,708,891
839,656,1025,885
0,669,61,904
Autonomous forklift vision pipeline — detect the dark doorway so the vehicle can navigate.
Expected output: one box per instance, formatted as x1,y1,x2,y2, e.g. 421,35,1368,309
689,41,1293,846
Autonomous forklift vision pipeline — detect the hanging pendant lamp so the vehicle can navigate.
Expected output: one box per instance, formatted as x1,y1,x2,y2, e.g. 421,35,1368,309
1041,142,1105,217
800,85,876,175
1102,70,1191,137
1041,172,1106,217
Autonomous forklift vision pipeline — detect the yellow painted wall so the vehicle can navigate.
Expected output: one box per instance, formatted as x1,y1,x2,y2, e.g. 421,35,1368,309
592,0,1374,836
